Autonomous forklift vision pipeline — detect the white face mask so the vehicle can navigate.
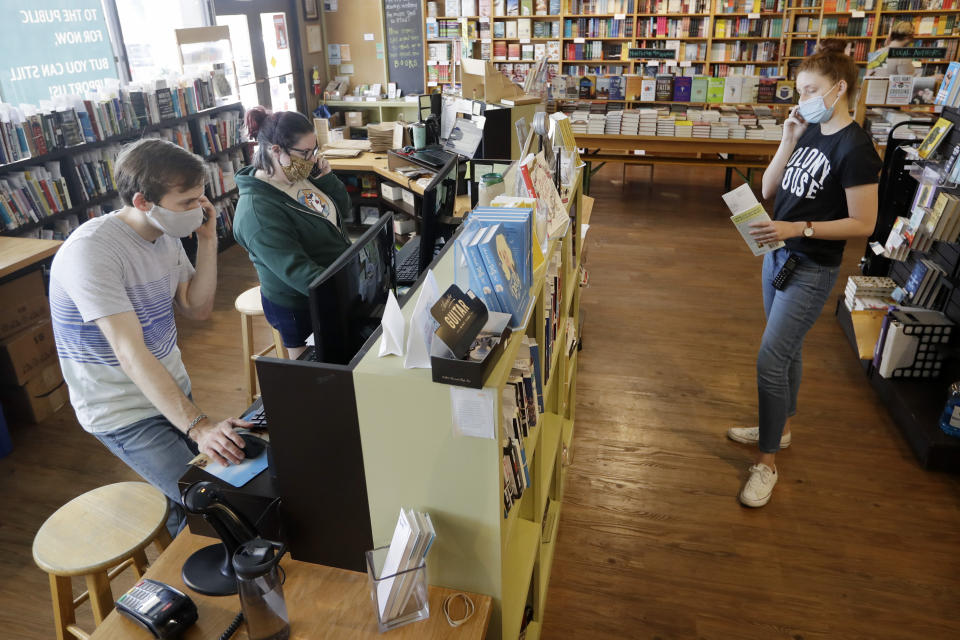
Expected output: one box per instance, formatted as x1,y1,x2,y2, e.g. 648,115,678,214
145,203,204,238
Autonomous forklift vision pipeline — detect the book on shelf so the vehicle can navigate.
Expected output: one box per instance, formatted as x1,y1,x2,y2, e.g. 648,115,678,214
655,75,675,102
917,117,953,160
673,76,692,102
707,77,725,103
774,80,795,104
885,75,914,105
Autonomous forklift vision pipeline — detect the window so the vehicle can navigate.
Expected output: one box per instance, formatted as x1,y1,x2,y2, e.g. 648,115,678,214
114,0,210,84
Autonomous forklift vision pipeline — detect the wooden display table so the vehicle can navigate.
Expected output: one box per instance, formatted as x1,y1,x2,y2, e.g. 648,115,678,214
0,237,61,279
328,152,471,217
90,529,493,639
574,133,781,192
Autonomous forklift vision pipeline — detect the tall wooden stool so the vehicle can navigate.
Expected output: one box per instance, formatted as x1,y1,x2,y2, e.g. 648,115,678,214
235,285,288,405
32,482,173,640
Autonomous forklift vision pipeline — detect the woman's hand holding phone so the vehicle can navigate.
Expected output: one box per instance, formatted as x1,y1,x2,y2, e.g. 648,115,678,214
783,106,808,146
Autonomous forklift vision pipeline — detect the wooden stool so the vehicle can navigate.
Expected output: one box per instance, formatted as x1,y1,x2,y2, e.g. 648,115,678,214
32,482,174,640
235,286,288,405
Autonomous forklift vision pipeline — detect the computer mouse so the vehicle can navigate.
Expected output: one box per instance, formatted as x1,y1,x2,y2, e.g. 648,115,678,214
240,433,266,459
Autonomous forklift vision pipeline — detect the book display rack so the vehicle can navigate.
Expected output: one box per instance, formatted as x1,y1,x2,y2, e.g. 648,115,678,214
349,165,587,639
836,105,960,471
0,92,247,249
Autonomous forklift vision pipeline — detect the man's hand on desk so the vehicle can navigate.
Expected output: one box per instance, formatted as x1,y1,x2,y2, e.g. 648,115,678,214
190,418,253,466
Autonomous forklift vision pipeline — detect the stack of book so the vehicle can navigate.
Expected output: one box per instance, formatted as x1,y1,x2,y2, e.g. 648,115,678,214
710,123,729,139
896,258,949,310
605,110,623,135
568,109,589,134
844,276,897,312
621,110,640,135
692,121,711,138
587,113,606,134
675,120,693,138
656,116,676,137
458,206,534,327
638,109,658,135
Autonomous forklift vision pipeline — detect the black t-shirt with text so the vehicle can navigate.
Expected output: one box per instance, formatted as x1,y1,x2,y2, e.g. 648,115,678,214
773,121,882,266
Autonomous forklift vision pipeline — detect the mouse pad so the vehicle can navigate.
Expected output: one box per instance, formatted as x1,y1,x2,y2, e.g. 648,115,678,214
187,436,268,488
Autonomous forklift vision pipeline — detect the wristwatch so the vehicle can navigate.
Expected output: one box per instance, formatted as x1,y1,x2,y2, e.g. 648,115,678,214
802,221,815,238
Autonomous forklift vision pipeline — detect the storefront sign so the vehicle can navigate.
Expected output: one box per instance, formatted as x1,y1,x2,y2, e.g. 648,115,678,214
0,0,118,104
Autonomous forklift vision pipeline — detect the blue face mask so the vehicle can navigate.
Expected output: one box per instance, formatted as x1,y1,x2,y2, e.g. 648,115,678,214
797,83,841,124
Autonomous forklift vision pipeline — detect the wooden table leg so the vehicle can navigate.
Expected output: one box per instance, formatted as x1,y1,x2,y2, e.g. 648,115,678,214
240,314,255,405
132,549,149,578
49,574,75,640
85,571,114,625
154,526,173,552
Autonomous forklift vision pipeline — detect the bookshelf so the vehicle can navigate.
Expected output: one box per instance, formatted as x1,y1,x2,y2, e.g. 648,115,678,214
0,101,247,249
781,1,960,79
414,1,960,113
351,166,586,639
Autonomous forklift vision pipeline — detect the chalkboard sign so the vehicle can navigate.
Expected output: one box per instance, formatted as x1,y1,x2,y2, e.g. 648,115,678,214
383,0,424,95
628,48,676,60
889,47,947,59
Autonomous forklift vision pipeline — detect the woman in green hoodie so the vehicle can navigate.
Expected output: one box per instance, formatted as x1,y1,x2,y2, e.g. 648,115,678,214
234,107,351,358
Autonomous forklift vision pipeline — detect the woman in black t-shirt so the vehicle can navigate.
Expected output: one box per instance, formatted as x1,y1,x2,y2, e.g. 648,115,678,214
727,51,882,508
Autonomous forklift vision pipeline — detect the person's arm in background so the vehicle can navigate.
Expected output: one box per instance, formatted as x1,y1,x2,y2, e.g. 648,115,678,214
95,312,249,466
175,196,218,320
310,159,353,229
762,107,808,200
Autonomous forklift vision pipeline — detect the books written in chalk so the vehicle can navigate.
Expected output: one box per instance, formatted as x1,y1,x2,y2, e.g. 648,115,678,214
722,183,784,256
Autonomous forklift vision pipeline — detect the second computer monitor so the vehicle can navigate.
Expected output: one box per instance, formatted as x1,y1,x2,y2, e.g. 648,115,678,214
307,212,395,366
418,155,458,275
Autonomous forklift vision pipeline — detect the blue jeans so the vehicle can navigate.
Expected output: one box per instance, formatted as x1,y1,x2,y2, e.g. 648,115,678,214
95,415,199,537
261,292,312,348
757,248,840,453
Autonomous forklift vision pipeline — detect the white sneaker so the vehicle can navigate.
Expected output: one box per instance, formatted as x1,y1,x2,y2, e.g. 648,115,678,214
739,463,778,508
726,426,791,449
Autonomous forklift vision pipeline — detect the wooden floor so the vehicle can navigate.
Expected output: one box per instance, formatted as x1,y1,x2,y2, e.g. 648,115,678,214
1,165,958,639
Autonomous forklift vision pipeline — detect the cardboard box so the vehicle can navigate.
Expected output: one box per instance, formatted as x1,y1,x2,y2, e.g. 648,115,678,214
381,183,403,200
0,319,58,385
344,111,364,127
430,313,512,389
401,189,415,207
0,270,49,341
0,363,68,423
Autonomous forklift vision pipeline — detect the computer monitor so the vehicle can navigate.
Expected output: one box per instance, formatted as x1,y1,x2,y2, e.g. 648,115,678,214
417,155,459,274
308,212,395,365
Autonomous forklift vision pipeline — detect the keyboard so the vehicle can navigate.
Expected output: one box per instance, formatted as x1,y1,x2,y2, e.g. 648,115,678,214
412,150,451,167
241,398,267,430
396,249,420,284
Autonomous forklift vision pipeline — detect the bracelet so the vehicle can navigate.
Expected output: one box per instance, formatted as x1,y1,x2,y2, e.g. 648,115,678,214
185,413,208,440
442,592,475,628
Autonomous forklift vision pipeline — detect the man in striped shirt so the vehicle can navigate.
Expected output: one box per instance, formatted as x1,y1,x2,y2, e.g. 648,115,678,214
50,139,250,536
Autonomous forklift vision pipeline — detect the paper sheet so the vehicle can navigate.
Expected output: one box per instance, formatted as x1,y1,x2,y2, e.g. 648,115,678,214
722,182,760,214
450,386,497,440
404,271,441,369
378,290,405,357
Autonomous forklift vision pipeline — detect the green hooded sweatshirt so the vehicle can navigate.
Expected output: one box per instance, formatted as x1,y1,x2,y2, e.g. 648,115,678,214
233,166,352,309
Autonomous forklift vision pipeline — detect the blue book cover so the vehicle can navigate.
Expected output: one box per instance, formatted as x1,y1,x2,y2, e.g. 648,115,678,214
517,441,531,488
469,207,533,287
608,75,625,101
904,260,929,300
15,126,30,156
0,199,14,228
460,226,503,312
936,61,960,106
526,340,544,412
75,110,97,143
476,224,528,325
673,76,692,102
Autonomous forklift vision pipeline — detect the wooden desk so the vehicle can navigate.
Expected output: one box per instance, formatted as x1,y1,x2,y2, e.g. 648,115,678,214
574,133,780,192
329,152,472,218
0,237,61,279
91,530,492,639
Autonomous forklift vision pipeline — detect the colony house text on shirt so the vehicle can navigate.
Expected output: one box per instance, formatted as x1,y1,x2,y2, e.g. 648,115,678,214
782,146,831,200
